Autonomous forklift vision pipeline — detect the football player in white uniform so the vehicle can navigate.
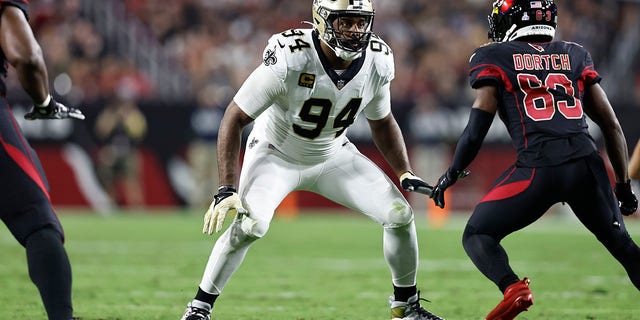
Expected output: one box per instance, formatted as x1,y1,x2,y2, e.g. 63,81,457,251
181,1,444,319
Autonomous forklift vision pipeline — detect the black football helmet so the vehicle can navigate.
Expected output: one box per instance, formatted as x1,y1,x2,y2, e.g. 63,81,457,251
488,0,557,42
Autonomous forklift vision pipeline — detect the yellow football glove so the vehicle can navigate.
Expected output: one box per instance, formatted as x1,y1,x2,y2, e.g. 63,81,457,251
203,186,247,235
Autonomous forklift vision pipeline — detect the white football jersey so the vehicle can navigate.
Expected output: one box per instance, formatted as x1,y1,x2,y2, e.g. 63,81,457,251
234,28,395,164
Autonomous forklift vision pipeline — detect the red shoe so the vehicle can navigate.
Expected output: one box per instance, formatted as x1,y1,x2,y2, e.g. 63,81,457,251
485,277,533,320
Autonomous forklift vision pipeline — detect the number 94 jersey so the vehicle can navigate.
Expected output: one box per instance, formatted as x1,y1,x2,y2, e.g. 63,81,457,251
468,41,601,167
234,28,394,164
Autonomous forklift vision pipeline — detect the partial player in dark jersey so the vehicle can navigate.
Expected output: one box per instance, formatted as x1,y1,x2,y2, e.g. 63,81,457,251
429,1,640,319
1,1,84,319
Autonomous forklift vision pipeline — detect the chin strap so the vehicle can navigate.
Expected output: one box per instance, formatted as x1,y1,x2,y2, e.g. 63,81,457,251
317,30,364,62
501,24,518,42
334,47,362,61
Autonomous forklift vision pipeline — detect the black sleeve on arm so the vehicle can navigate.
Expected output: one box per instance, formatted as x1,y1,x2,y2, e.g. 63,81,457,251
451,108,494,171
1,2,30,20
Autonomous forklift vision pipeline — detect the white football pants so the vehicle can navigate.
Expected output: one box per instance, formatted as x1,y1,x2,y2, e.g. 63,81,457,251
199,133,419,294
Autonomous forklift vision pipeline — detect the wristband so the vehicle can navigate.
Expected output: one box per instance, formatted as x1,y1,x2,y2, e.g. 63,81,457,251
399,171,415,181
36,95,52,108
217,185,237,193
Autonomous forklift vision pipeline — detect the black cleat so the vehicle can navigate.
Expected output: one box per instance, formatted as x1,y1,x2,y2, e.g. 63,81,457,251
180,302,211,320
389,291,445,320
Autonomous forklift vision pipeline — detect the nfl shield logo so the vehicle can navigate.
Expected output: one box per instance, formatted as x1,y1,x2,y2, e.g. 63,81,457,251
337,80,345,90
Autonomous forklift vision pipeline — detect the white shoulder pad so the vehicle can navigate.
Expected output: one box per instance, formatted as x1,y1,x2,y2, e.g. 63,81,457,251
261,29,315,82
368,34,395,83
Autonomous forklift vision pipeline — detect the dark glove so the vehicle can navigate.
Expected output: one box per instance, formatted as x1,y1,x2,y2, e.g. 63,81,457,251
400,171,434,196
615,180,638,216
25,96,85,120
430,168,470,209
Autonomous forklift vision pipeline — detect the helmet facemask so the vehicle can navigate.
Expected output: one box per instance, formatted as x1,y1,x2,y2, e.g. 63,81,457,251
313,0,374,61
488,0,557,42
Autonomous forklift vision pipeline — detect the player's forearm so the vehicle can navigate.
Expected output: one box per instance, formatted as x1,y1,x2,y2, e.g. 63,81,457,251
603,127,629,183
370,116,412,177
630,140,640,180
217,102,255,187
584,84,629,183
0,6,49,104
451,108,493,171
216,127,242,187
378,141,412,177
15,56,50,104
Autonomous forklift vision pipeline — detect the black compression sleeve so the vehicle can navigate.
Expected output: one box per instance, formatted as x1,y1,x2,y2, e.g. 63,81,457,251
451,108,494,171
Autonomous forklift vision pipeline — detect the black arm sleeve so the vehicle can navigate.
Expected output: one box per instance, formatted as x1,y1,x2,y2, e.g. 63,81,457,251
451,108,494,171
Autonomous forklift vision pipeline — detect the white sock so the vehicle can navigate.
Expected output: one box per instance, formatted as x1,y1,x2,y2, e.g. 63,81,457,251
199,226,253,294
383,220,419,286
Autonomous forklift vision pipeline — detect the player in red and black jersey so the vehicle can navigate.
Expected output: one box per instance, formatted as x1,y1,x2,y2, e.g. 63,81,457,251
429,1,639,319
469,40,601,167
1,1,83,319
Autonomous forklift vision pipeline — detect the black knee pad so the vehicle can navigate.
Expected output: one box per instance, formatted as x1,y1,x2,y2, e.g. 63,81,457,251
462,224,478,242
461,224,480,254
26,227,63,248
461,223,503,255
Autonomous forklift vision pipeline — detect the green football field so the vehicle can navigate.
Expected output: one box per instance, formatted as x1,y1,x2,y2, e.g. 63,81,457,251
1,209,639,320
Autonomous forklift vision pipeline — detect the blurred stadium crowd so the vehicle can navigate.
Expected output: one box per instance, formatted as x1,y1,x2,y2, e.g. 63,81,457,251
16,0,640,111
6,0,640,209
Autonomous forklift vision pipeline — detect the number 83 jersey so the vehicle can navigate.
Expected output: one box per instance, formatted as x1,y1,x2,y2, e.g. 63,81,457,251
469,41,601,167
233,28,394,164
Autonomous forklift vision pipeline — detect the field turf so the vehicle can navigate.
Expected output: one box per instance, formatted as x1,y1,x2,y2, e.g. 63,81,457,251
1,210,639,319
